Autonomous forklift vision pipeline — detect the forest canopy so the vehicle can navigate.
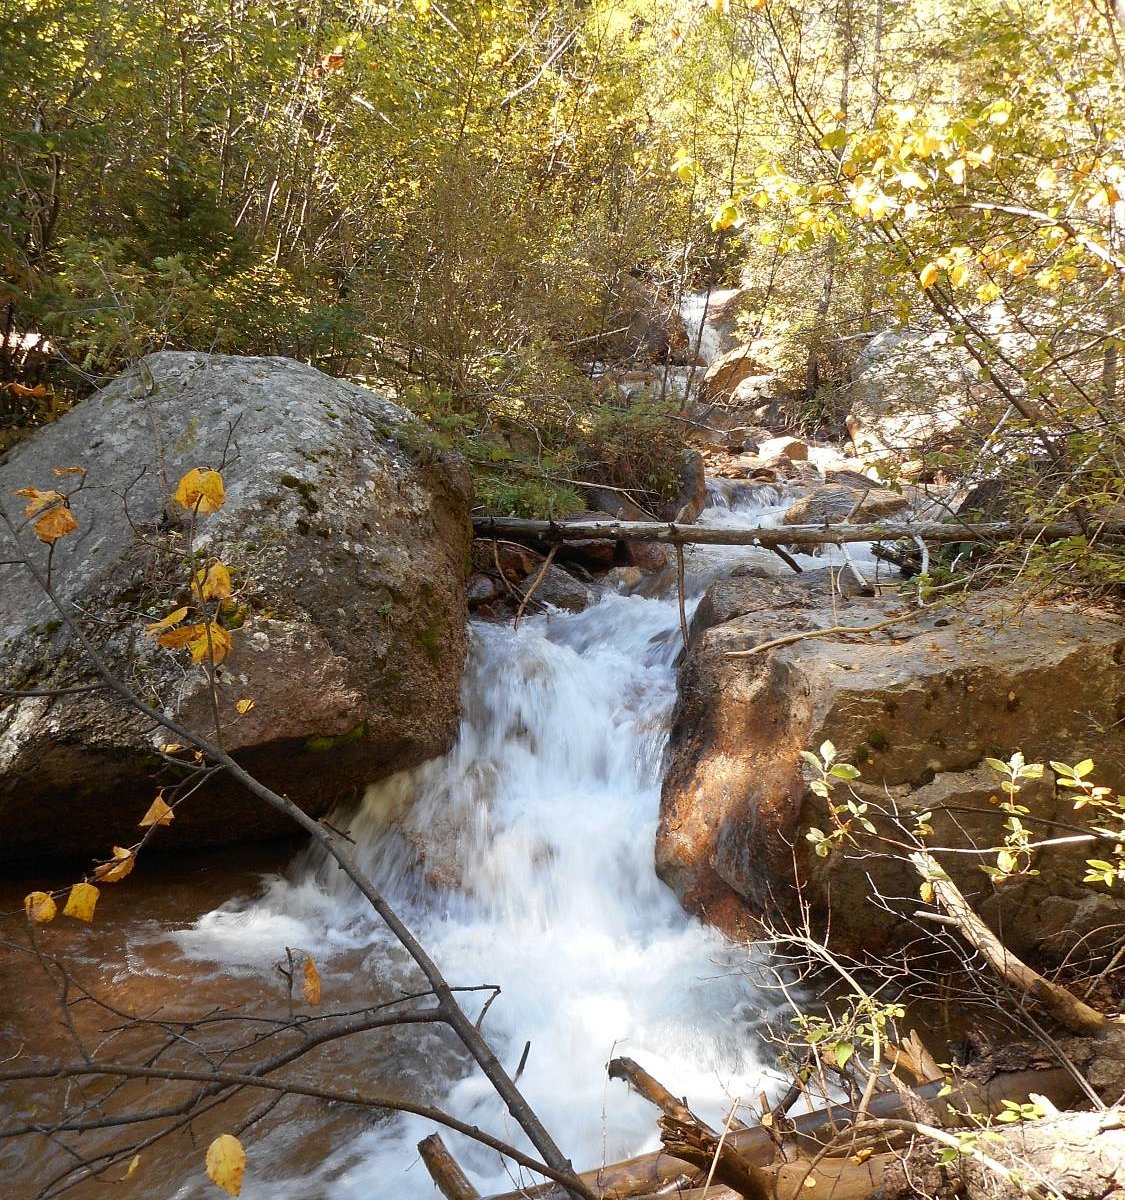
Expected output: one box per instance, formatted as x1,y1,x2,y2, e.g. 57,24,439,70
2,0,1122,544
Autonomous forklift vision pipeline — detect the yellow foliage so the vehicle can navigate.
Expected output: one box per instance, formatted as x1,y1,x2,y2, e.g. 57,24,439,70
62,882,99,922
235,698,256,715
174,468,225,514
93,846,136,884
303,955,322,1005
194,561,233,602
32,505,78,544
146,607,189,635
205,1135,247,1197
24,891,57,923
918,262,940,289
139,794,175,827
15,487,65,517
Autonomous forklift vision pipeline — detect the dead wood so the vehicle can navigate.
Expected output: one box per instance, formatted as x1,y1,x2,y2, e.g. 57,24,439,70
472,516,1123,549
419,1133,482,1200
658,1113,772,1200
912,851,1109,1035
482,1066,1081,1200
608,1057,713,1131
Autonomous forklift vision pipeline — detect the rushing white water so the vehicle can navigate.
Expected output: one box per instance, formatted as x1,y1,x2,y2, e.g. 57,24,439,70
166,490,816,1200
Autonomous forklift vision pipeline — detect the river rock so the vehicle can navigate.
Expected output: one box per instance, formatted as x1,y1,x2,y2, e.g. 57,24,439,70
699,345,772,404
758,436,809,462
657,576,1125,961
783,483,910,525
657,449,708,523
0,352,472,861
533,564,591,612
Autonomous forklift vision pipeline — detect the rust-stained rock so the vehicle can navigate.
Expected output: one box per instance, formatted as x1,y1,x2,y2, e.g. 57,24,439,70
657,575,1125,960
699,345,772,404
0,352,473,862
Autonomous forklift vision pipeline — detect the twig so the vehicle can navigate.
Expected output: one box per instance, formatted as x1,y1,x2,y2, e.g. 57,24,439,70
726,611,918,659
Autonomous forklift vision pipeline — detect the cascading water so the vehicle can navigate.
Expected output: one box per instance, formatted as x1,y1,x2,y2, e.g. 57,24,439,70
167,488,808,1200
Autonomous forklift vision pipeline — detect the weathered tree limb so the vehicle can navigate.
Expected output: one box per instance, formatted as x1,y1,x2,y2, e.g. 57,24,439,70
658,1113,772,1200
911,851,1108,1036
419,1133,482,1200
608,1057,713,1132
725,611,918,658
481,1067,1082,1200
472,516,1123,548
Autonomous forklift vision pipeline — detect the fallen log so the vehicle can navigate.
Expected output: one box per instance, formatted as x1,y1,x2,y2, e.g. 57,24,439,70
481,1066,1082,1200
607,1056,717,1132
471,516,1123,550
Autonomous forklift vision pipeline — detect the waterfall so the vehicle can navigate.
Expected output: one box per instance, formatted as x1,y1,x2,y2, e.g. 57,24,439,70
169,491,800,1200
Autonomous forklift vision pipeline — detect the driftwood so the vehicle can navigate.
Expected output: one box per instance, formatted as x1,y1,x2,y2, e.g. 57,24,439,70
658,1112,772,1200
419,1132,482,1200
912,851,1108,1035
471,516,1122,549
482,1066,1081,1200
608,1057,715,1132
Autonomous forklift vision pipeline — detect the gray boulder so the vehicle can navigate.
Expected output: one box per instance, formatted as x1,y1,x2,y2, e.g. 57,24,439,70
0,352,472,861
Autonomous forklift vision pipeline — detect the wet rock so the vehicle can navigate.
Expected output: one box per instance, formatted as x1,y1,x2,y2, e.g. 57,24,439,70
657,577,1125,959
623,540,669,573
0,352,473,862
467,573,500,609
782,483,910,525
533,565,591,612
658,450,708,523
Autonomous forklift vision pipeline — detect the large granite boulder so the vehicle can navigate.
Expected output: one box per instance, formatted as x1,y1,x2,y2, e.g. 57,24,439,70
657,574,1125,961
0,352,472,861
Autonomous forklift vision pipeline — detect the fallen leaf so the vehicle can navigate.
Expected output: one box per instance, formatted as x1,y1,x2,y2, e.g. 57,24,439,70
174,468,225,514
159,742,184,754
188,622,232,664
139,794,175,827
24,891,57,923
235,698,255,715
62,881,99,922
303,955,322,1005
52,466,87,477
205,1134,246,1197
120,1154,141,1181
6,382,52,398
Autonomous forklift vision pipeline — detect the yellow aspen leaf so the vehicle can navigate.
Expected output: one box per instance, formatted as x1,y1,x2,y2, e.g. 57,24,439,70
895,169,927,191
1036,165,1057,191
146,607,189,636
63,882,99,922
205,1134,246,1197
303,955,322,1005
949,261,970,287
918,262,940,289
188,622,233,665
750,0,767,8
851,1147,874,1164
24,891,57,923
159,742,185,754
120,1155,141,1181
194,561,232,602
93,846,136,883
945,159,966,185
235,698,256,715
15,487,65,516
709,0,727,13
174,467,225,514
976,282,1002,303
139,793,175,827
52,465,87,477
919,880,934,904
157,624,200,650
33,504,78,544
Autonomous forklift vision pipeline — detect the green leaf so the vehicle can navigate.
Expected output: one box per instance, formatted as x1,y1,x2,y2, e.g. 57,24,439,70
1073,759,1094,778
828,763,862,781
834,1040,855,1070
984,757,1008,774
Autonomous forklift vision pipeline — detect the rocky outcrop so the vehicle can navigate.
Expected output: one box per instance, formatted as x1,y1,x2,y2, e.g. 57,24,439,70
699,345,773,405
657,574,1125,960
0,352,473,861
782,482,910,525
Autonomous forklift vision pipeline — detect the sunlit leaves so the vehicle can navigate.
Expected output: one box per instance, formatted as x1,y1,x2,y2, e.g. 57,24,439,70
193,561,232,602
157,621,233,664
139,793,175,827
13,487,78,543
918,262,940,289
146,607,189,635
62,882,99,922
24,891,57,923
205,1134,247,1197
92,846,136,883
174,468,225,514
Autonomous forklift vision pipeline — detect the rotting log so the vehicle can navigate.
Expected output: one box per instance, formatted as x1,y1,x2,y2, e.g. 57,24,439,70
471,516,1124,550
481,1066,1082,1200
659,1112,772,1200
